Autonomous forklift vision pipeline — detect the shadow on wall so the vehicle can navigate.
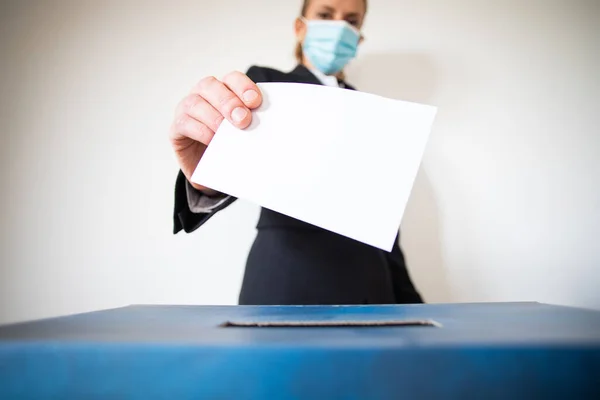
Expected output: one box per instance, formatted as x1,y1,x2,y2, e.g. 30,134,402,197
347,52,437,104
347,53,453,303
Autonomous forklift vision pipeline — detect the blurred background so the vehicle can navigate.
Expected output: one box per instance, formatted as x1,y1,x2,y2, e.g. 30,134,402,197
0,0,598,324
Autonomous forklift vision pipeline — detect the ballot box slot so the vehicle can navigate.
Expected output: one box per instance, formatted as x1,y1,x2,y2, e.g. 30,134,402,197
219,319,440,328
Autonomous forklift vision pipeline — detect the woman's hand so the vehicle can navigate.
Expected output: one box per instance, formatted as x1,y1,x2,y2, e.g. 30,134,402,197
169,71,262,195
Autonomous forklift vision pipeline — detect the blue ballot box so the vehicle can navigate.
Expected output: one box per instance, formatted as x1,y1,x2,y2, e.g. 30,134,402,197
1,302,599,399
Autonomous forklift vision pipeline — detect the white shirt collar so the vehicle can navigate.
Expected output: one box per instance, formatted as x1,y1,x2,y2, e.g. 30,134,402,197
308,68,341,88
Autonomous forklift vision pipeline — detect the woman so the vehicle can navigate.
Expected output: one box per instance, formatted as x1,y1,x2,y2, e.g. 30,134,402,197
170,0,423,305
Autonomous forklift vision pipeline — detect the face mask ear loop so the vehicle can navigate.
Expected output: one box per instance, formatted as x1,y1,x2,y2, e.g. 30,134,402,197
298,16,307,57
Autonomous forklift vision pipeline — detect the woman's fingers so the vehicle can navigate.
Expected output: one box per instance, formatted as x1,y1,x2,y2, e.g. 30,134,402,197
169,72,261,187
170,113,214,147
222,71,263,110
193,76,252,129
185,94,224,132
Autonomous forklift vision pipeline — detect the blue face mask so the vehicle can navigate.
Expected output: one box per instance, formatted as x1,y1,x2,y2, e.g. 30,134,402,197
301,18,361,75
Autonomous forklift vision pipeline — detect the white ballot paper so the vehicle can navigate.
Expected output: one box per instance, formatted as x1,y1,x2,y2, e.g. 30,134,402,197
192,82,437,252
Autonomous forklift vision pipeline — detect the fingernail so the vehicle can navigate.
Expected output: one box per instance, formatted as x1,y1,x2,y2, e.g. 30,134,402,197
242,90,258,103
231,107,248,123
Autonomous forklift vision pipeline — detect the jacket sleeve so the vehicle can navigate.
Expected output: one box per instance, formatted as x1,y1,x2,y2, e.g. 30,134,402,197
172,65,270,234
386,233,424,304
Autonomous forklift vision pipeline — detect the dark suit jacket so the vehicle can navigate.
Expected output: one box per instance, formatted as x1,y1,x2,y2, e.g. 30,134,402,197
174,64,423,305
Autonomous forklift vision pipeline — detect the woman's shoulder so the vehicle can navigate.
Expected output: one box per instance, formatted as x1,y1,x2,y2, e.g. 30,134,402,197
245,65,293,84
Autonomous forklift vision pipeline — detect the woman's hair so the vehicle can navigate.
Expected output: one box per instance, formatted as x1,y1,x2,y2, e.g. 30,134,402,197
294,0,368,64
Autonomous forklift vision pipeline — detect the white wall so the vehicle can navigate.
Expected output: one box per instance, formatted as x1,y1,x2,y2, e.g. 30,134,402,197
1,0,598,324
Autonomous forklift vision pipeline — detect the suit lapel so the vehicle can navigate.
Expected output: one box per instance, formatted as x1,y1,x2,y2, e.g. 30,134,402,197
340,81,356,91
290,64,323,85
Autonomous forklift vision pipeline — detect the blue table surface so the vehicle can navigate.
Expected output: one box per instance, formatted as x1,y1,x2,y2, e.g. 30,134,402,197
1,303,599,400
0,302,599,347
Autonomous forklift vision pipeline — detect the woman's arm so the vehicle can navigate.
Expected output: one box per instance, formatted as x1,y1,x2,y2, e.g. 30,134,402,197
173,170,236,233
171,66,270,234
